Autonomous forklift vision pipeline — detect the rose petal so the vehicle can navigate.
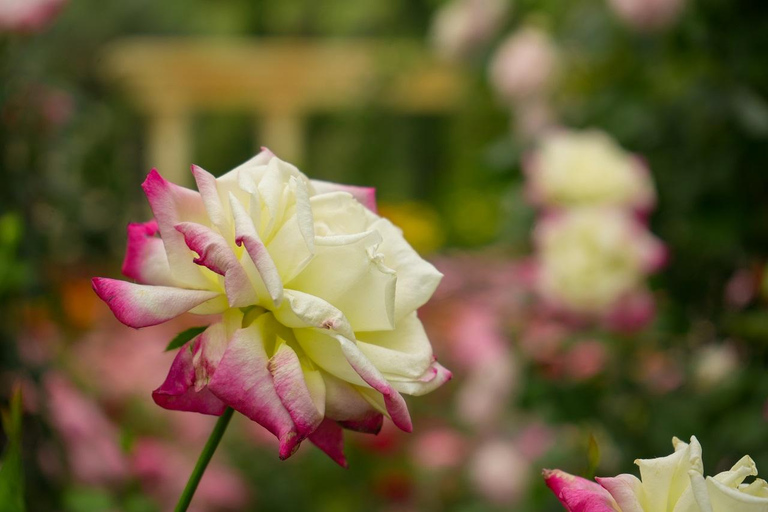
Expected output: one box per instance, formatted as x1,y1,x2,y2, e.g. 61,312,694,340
308,418,348,468
141,169,212,288
191,164,234,240
543,469,620,512
311,180,378,213
152,324,228,415
389,361,452,397
91,278,220,328
175,222,257,308
596,474,645,512
230,193,284,305
356,313,434,379
207,315,301,459
288,230,396,332
365,215,443,321
268,342,325,437
121,220,175,286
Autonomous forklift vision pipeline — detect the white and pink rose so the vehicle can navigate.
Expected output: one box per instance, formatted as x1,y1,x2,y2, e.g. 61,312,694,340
93,150,451,466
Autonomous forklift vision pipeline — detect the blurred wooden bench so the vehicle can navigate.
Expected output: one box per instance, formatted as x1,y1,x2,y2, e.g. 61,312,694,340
102,38,465,184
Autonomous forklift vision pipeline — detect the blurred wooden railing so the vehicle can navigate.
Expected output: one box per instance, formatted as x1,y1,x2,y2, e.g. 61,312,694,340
102,38,466,185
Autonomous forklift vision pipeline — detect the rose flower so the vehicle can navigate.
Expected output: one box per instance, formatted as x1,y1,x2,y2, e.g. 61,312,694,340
93,150,451,466
545,436,768,511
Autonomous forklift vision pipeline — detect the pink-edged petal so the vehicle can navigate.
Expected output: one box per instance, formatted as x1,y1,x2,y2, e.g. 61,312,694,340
389,361,452,396
229,194,284,305
268,342,325,437
175,222,257,308
308,418,348,468
121,220,175,286
141,169,212,288
596,475,644,512
91,278,220,328
152,324,228,415
313,332,412,433
311,179,378,213
543,469,620,512
191,164,234,240
207,315,301,460
277,291,412,432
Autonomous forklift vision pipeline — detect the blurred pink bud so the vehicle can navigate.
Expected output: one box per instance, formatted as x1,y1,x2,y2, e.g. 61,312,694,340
449,303,508,370
514,422,555,461
470,439,531,505
602,289,656,333
132,438,249,512
607,0,687,31
489,27,558,103
44,373,128,486
564,340,608,381
725,268,758,310
430,0,510,62
636,351,683,394
0,0,67,33
411,427,467,470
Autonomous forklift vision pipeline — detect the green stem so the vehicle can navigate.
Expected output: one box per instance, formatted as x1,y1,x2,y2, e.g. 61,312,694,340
174,407,235,512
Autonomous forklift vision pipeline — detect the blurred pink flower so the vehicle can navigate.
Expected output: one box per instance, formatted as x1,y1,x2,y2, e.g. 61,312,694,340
43,373,129,487
132,438,249,512
0,0,67,33
469,439,531,505
430,0,510,61
602,288,657,333
564,340,608,382
489,27,559,104
457,355,517,429
607,0,687,31
514,422,555,461
725,267,759,310
410,427,467,470
636,350,683,394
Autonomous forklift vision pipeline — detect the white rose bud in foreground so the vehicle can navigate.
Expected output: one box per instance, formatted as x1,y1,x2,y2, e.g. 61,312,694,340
526,130,656,212
546,436,768,511
534,208,665,316
93,150,451,466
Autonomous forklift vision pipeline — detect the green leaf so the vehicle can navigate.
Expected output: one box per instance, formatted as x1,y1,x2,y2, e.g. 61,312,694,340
164,326,207,352
585,434,601,479
0,385,25,512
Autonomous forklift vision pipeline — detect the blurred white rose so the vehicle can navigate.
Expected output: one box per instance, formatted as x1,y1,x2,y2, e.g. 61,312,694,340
526,130,656,212
534,208,665,315
693,343,740,390
489,27,559,104
430,0,510,62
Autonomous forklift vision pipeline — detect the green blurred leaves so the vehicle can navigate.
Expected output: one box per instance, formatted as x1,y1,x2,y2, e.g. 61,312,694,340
0,386,25,512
